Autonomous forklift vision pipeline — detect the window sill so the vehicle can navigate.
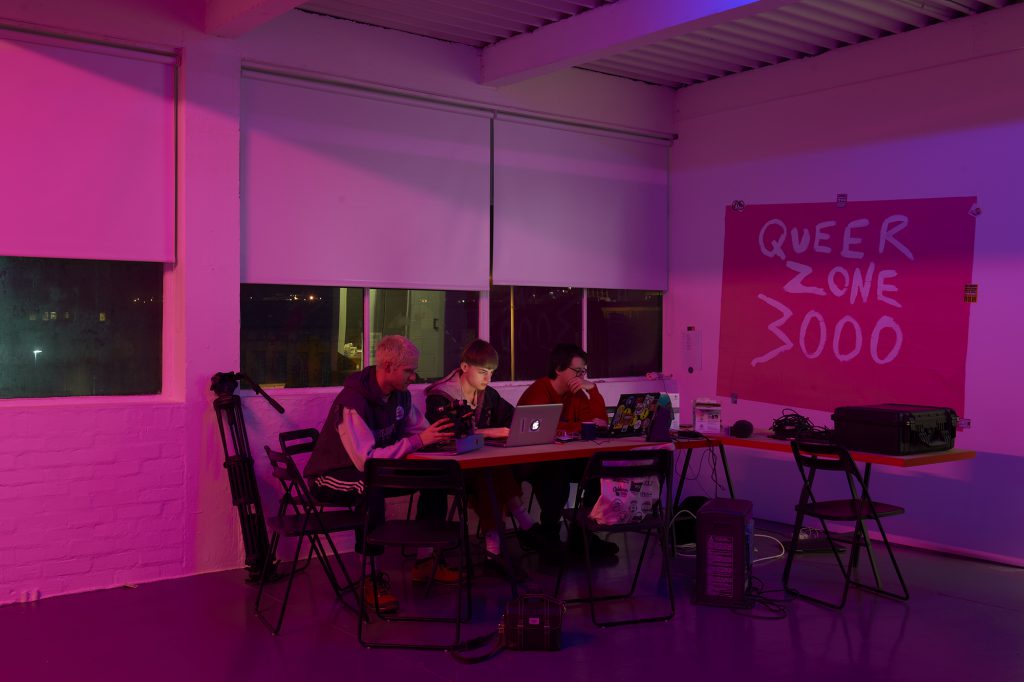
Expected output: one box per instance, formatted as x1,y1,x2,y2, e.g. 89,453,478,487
0,394,180,408
244,375,669,395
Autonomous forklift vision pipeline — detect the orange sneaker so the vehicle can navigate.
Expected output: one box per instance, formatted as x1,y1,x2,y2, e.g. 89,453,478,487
363,572,399,613
410,556,461,584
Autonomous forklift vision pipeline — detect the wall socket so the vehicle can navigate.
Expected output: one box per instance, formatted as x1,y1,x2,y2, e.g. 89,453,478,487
957,418,972,431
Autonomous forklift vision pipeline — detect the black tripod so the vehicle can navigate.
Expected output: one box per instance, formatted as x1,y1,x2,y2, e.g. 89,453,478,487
211,372,285,583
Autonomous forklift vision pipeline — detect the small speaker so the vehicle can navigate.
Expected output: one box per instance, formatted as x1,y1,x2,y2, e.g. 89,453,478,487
730,419,753,438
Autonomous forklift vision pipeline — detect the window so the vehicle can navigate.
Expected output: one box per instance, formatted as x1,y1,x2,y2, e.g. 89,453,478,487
489,286,661,381
586,289,662,377
0,257,162,398
489,286,582,381
240,284,364,388
240,287,478,388
239,284,659,389
370,289,479,383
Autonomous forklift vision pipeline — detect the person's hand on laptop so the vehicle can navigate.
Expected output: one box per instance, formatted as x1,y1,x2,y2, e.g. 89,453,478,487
420,418,456,446
476,427,510,439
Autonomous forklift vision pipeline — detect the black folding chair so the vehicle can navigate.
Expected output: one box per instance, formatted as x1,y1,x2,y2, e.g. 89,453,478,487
782,439,910,609
555,449,676,627
277,429,328,571
278,428,319,465
254,446,363,635
358,459,473,650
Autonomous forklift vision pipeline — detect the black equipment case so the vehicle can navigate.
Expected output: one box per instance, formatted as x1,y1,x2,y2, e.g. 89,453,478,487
500,594,564,651
831,404,958,455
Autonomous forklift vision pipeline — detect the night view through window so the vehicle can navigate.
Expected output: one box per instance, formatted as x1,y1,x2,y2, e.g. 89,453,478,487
0,257,163,398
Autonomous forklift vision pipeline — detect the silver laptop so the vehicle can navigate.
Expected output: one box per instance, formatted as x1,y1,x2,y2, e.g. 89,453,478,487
486,403,563,448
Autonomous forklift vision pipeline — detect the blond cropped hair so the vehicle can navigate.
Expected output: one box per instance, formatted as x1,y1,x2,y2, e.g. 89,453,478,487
375,335,420,368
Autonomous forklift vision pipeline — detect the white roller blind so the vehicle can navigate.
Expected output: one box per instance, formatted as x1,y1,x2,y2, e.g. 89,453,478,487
241,73,491,290
0,33,175,262
493,118,669,290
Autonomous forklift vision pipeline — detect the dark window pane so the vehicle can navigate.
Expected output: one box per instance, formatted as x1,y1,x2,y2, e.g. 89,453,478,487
490,285,582,382
370,289,479,383
0,256,162,398
586,289,662,377
488,286,512,382
240,284,363,388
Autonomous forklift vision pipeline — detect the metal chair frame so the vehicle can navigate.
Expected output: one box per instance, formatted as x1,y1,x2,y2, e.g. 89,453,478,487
555,449,676,627
254,446,362,635
358,459,473,650
277,429,327,572
782,439,910,609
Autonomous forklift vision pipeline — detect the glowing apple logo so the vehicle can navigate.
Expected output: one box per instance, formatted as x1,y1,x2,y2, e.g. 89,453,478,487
530,419,541,431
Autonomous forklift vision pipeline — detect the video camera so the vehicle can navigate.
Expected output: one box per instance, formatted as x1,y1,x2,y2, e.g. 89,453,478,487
431,399,475,439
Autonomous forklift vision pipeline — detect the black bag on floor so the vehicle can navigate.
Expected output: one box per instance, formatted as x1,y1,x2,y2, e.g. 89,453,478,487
450,594,565,663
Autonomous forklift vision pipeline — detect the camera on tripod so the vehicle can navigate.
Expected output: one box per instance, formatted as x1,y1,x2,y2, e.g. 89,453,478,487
431,399,475,439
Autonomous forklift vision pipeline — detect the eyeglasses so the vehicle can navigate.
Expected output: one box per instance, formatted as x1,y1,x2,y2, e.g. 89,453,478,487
569,366,588,377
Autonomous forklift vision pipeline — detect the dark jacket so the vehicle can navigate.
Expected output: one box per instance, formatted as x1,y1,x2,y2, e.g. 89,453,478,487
424,369,515,431
304,366,423,477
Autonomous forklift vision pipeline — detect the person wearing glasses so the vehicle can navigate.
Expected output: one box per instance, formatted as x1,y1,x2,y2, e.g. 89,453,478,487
425,339,549,567
516,343,618,558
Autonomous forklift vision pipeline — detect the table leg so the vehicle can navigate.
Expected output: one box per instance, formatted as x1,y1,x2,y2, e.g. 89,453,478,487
483,469,518,598
672,447,695,510
853,463,883,586
718,443,735,499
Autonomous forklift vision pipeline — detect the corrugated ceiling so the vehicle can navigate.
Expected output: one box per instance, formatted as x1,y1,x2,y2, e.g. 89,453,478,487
300,0,615,48
582,0,1018,87
299,0,1020,88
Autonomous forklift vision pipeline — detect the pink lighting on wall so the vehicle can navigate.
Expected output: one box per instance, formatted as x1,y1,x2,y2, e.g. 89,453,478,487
718,197,976,415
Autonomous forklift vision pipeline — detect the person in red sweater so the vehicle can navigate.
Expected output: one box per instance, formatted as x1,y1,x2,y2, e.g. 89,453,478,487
517,343,618,558
517,346,608,434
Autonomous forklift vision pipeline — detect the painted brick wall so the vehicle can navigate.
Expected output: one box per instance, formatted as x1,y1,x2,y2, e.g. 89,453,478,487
0,4,674,606
0,402,187,603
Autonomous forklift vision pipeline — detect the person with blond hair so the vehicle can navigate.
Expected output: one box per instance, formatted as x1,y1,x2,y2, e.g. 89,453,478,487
304,335,458,612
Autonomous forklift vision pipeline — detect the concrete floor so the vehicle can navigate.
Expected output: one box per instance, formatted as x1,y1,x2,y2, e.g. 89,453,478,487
3,524,1022,682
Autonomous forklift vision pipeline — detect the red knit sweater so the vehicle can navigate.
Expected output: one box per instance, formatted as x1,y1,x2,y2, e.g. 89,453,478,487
517,377,607,433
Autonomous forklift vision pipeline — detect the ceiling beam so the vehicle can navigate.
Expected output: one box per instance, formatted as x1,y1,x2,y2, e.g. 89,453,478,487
204,0,304,38
480,0,795,86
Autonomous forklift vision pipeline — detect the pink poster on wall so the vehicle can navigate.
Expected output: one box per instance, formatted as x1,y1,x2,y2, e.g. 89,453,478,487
717,197,976,415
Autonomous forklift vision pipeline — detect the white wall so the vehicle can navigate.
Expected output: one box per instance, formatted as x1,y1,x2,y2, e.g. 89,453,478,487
665,6,1024,565
0,1,674,604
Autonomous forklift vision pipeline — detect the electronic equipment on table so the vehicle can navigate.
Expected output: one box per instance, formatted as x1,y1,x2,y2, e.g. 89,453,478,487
422,399,483,454
601,392,662,438
832,404,957,455
485,404,562,448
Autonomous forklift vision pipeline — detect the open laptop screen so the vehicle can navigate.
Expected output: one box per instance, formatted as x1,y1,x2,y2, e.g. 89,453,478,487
485,403,562,447
608,393,662,436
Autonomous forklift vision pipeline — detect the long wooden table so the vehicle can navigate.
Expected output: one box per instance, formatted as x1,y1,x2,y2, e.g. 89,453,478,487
410,436,671,468
671,432,976,506
673,431,977,587
410,432,976,594
411,437,674,594
718,432,975,468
